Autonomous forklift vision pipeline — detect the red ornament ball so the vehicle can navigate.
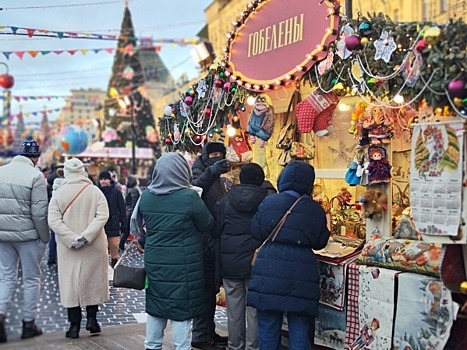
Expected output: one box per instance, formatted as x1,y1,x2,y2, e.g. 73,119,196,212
447,79,466,98
345,35,362,51
0,73,14,89
204,108,212,116
215,79,223,88
415,40,428,53
185,96,193,106
165,137,172,145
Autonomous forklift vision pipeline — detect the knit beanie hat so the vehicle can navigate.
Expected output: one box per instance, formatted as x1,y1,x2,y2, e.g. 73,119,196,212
64,158,86,177
206,142,227,157
240,163,265,186
19,136,41,157
99,171,112,180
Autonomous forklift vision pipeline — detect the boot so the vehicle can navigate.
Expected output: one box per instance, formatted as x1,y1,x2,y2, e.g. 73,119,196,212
65,324,80,339
0,314,6,343
21,319,43,339
85,318,101,334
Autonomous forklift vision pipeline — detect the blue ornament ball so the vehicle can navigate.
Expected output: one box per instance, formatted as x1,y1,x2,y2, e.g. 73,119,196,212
57,125,88,155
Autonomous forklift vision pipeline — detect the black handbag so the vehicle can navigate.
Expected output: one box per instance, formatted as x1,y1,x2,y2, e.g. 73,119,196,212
113,241,146,290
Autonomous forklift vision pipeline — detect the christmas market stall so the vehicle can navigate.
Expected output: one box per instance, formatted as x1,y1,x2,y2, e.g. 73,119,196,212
157,0,467,349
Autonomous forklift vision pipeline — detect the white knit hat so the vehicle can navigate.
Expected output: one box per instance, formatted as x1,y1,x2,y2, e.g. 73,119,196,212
64,158,86,177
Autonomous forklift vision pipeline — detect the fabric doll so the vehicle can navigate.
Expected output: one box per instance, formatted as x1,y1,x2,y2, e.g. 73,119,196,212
247,93,275,148
366,146,392,185
295,90,339,136
362,105,394,145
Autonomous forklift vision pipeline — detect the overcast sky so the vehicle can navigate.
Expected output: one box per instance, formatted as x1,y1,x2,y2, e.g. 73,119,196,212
0,0,212,124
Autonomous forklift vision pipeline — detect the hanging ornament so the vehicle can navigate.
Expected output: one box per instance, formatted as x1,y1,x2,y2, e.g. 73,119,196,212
423,26,441,46
196,79,208,99
215,79,224,88
189,89,195,96
204,108,212,117
401,51,422,87
223,82,231,92
185,95,194,106
173,123,181,142
163,105,173,116
415,40,428,53
336,24,355,59
447,79,466,98
145,126,159,143
109,87,119,98
121,66,135,80
373,30,397,63
185,88,192,96
351,60,366,92
165,136,173,145
179,101,190,117
317,51,334,75
123,44,134,56
358,21,372,36
345,35,363,51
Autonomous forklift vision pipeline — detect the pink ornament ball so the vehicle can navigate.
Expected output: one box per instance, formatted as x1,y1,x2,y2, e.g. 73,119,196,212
415,40,428,53
345,35,362,51
185,96,193,106
204,108,212,116
447,79,466,98
223,82,231,92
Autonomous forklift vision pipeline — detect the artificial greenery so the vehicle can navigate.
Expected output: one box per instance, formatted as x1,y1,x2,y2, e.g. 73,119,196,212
305,13,467,113
103,6,161,156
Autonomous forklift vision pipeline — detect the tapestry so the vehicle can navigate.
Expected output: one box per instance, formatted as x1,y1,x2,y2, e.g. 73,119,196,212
318,261,347,310
393,273,456,350
314,304,346,350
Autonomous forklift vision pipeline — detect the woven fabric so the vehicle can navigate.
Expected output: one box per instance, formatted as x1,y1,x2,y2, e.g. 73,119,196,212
344,262,360,346
296,90,338,135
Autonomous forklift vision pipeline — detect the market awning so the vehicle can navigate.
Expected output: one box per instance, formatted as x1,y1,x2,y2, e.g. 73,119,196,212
69,147,154,159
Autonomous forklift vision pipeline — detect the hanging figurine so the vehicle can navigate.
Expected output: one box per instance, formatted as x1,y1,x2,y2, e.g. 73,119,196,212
362,105,394,145
366,146,392,185
247,93,275,148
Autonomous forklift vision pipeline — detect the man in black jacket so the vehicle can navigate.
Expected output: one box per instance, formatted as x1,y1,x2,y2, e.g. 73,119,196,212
98,171,127,268
191,142,229,350
214,163,268,350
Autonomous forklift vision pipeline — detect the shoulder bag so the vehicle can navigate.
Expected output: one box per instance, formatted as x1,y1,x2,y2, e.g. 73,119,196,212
62,183,91,216
251,195,303,266
275,90,301,150
113,240,146,290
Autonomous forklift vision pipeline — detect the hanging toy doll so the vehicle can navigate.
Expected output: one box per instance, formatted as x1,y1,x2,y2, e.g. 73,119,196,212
247,93,275,148
362,105,394,145
366,146,392,185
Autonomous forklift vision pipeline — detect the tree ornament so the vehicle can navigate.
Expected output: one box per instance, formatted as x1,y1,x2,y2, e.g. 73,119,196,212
336,24,355,59
415,40,428,53
165,136,173,145
345,35,362,51
0,63,14,89
215,79,223,88
185,88,192,96
185,95,194,106
447,79,466,98
223,82,231,92
423,26,441,46
463,98,467,108
189,89,195,96
318,51,334,75
163,105,173,116
360,37,369,45
358,21,372,36
231,87,237,93
374,30,397,63
219,71,225,78
453,98,463,107
204,108,212,116
122,66,135,80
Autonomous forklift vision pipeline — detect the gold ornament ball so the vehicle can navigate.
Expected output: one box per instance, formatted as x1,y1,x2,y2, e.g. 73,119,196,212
453,97,463,107
434,107,443,116
423,27,441,46
360,37,369,45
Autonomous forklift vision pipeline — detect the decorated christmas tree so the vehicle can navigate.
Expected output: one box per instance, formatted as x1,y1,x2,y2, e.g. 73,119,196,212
104,5,161,156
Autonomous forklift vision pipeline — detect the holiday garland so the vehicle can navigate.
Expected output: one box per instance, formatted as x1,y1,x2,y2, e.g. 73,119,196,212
304,13,467,116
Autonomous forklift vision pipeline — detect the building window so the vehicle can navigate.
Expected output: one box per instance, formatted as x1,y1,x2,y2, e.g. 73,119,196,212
440,0,448,12
423,0,429,20
394,9,400,22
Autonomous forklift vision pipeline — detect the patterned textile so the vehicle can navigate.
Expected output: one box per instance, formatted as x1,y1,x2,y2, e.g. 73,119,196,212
318,261,347,310
344,262,360,347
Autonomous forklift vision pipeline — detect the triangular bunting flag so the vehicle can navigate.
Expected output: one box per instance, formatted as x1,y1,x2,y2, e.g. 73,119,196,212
67,50,77,55
2,52,12,60
26,28,35,37
53,50,64,55
93,49,101,54
40,51,51,55
15,51,25,59
13,96,20,102
155,46,162,52
80,49,89,55
104,48,114,54
67,32,78,37
28,51,39,58
57,32,64,39
10,26,18,34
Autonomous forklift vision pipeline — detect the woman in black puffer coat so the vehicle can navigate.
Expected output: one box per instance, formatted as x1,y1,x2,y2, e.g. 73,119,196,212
247,161,330,350
119,175,141,251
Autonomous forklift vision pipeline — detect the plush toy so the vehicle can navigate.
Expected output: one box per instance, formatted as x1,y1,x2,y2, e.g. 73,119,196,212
359,189,388,220
247,93,275,148
349,101,367,135
362,105,394,145
366,146,392,185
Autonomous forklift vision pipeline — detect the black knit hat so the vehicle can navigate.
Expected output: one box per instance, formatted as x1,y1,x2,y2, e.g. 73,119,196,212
99,171,111,180
206,142,226,157
240,163,265,186
19,136,41,157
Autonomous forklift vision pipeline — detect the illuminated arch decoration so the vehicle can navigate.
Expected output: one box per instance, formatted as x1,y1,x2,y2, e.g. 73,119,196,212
223,0,340,91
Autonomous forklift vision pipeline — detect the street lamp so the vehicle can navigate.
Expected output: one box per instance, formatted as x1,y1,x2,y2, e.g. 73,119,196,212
117,96,137,174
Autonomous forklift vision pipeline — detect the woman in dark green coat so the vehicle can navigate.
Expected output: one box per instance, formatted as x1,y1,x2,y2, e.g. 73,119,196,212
138,152,214,350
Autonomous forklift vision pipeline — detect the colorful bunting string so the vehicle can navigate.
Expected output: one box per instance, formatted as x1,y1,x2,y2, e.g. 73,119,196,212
0,95,70,101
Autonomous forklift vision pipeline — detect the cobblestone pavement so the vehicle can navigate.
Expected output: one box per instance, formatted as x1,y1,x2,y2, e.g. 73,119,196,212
4,242,227,339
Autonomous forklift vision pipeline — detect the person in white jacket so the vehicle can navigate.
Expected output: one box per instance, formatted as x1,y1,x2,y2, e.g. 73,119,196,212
0,136,50,344
48,158,110,339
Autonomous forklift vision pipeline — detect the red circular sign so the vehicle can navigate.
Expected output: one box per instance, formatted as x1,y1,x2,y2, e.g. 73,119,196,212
227,0,339,89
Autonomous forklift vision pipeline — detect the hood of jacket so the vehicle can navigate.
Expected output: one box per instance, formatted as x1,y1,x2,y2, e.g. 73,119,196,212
228,184,267,213
127,175,138,188
277,161,315,196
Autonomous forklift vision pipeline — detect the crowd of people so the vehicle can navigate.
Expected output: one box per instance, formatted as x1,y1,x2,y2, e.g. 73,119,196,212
0,136,330,350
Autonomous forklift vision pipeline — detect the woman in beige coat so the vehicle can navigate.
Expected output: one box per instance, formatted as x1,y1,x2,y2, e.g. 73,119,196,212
48,158,110,339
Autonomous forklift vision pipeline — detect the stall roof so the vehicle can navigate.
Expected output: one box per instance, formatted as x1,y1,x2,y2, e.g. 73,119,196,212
69,147,154,159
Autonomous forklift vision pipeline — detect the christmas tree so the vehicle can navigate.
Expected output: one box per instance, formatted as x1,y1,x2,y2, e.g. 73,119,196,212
104,5,161,157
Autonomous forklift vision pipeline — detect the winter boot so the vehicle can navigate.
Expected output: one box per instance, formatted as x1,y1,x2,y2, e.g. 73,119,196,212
85,305,101,334
0,314,6,343
65,324,80,339
21,319,43,339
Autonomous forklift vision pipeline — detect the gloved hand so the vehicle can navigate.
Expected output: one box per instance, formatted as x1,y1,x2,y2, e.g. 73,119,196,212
210,159,229,175
71,236,88,249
